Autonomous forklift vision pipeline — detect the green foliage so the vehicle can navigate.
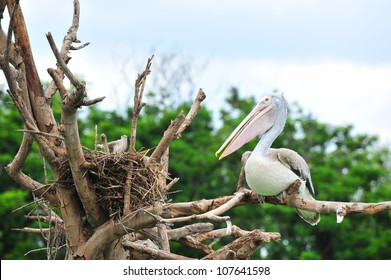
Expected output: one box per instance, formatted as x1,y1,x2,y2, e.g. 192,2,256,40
0,92,48,190
0,92,23,190
0,189,47,259
1,85,390,259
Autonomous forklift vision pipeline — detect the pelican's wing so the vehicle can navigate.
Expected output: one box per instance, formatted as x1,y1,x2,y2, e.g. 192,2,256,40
273,148,316,197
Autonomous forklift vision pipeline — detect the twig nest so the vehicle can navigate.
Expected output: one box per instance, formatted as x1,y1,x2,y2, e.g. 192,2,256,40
59,150,170,219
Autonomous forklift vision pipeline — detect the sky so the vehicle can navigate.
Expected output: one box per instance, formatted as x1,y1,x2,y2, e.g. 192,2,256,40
2,0,391,144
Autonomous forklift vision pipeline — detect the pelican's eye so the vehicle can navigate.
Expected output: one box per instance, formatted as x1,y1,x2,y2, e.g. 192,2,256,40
264,96,271,103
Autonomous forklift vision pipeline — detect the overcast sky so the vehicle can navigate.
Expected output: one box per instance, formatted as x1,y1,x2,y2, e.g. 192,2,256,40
2,0,391,144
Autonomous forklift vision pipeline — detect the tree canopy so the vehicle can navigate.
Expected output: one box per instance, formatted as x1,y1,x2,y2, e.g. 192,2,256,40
1,85,390,259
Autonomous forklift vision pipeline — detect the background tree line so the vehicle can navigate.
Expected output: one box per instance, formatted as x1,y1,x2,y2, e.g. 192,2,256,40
1,81,390,259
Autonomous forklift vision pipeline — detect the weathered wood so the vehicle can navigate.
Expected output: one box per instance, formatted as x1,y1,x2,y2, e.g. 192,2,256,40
202,230,281,260
123,240,194,260
149,112,186,162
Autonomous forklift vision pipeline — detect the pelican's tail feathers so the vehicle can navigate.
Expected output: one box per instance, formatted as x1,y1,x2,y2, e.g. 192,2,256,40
296,182,320,226
296,208,320,226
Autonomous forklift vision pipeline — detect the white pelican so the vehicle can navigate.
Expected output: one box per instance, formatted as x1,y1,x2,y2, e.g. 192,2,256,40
216,94,320,225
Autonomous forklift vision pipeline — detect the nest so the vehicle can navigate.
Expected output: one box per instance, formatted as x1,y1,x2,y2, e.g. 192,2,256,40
59,150,170,219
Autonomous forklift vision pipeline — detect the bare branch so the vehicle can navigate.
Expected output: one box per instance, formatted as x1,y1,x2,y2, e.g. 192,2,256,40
161,189,259,219
72,174,391,260
159,190,247,224
0,6,35,130
5,131,33,177
6,170,58,205
3,0,62,169
35,133,68,158
5,0,56,125
146,88,204,167
176,225,250,255
122,240,194,260
47,31,107,226
123,56,153,216
163,180,391,225
149,111,186,162
69,42,89,51
26,202,64,227
164,177,180,192
202,229,281,260
175,88,206,138
12,227,52,234
196,225,250,242
0,80,60,168
156,223,170,251
4,0,19,63
45,0,83,98
46,32,83,90
130,55,153,152
5,133,59,204
5,0,43,98
168,223,214,241
17,129,64,141
265,179,391,222
177,237,214,254
77,205,162,259
26,215,64,230
55,183,89,258
82,96,105,107
47,68,67,100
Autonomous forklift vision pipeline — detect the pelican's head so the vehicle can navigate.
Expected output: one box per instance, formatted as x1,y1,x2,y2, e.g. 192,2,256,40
215,94,287,160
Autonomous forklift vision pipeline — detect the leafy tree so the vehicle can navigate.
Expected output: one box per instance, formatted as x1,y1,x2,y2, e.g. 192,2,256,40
0,189,48,259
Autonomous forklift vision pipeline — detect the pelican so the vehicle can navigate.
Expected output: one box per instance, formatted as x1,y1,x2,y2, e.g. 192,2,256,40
216,94,320,225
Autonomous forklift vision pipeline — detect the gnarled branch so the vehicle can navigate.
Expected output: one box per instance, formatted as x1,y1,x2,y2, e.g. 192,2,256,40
202,229,281,260
265,179,391,223
149,111,186,162
47,31,106,226
123,240,194,260
45,0,86,98
175,88,206,138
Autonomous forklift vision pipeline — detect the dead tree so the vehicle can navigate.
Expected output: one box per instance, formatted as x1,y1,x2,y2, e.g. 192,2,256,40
1,0,390,260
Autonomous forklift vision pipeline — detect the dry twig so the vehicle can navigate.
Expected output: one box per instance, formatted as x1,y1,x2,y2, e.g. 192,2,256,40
175,88,206,138
124,56,153,215
129,55,153,152
149,112,185,162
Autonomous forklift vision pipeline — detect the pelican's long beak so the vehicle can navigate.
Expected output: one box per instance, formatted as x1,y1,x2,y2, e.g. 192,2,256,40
215,102,276,160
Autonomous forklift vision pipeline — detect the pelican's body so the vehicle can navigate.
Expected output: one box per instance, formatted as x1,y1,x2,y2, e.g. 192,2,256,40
216,94,320,225
246,149,302,196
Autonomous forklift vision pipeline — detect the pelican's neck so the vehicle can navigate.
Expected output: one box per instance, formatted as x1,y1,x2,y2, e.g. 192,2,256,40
253,113,286,156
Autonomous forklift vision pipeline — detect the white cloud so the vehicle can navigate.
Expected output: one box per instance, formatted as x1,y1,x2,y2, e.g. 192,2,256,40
201,58,391,143
1,0,390,145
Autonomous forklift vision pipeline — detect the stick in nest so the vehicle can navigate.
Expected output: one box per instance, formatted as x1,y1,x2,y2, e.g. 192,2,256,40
125,56,154,216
